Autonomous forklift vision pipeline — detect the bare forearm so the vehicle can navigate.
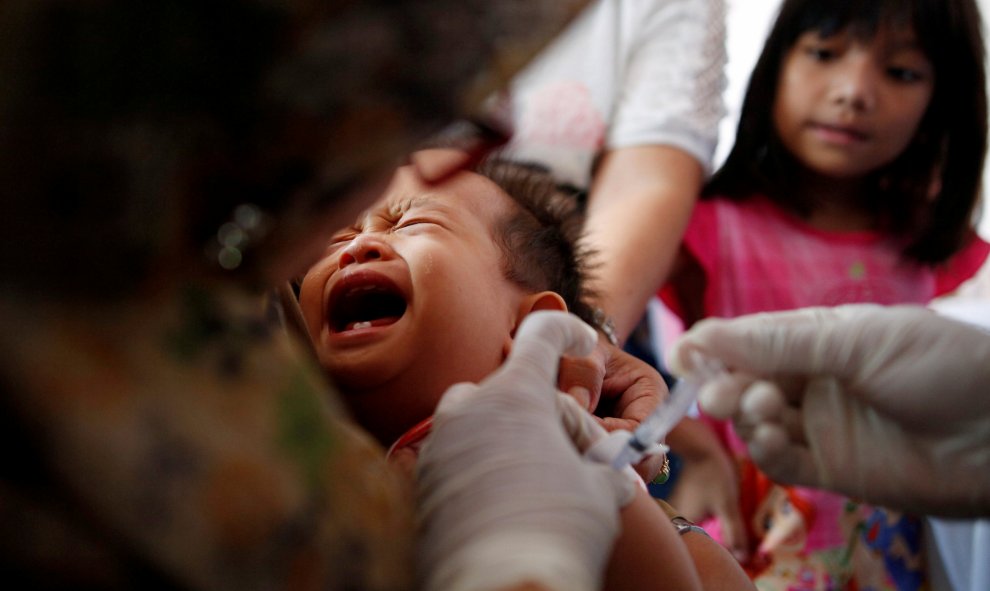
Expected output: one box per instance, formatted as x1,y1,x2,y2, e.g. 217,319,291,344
584,146,703,342
604,487,703,591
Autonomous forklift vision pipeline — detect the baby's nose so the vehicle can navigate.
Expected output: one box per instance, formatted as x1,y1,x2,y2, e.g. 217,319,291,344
339,235,389,268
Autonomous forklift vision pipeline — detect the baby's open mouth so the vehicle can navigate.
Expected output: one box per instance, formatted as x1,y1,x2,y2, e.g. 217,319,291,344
329,280,407,333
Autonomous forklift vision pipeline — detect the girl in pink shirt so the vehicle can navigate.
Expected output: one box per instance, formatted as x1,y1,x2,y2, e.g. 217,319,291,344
661,0,990,589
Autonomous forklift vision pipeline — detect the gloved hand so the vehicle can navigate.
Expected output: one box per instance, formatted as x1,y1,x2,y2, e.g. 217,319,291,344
417,311,637,591
558,337,668,481
666,304,990,518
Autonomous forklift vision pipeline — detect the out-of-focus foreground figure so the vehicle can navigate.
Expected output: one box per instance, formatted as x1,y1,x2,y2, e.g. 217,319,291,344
0,1,589,589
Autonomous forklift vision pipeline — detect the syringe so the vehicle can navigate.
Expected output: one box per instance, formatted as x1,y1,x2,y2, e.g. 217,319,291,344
588,351,725,471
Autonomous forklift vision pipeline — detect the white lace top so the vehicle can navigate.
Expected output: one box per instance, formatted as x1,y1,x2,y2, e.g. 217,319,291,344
502,0,728,187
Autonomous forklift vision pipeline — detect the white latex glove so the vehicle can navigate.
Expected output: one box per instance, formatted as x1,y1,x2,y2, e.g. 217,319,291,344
417,311,637,591
666,304,990,518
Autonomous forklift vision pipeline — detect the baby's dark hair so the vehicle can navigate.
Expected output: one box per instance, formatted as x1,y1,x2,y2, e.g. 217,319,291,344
706,0,987,264
472,158,600,331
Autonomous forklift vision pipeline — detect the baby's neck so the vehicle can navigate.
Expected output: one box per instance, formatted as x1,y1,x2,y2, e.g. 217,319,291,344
339,381,437,448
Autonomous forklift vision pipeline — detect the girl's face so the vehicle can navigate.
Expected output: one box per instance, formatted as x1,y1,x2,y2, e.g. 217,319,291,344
772,24,934,180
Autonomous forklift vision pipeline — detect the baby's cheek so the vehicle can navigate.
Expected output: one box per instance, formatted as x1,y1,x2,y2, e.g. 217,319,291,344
297,275,329,326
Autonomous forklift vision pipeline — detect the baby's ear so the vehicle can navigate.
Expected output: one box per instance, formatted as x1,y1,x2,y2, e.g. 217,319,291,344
518,290,567,316
503,291,567,359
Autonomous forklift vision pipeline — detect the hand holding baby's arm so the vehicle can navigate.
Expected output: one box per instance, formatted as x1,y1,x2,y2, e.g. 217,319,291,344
558,336,668,481
417,311,635,591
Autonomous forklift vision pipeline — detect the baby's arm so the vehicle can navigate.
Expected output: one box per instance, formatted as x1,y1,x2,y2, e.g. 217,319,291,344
604,487,754,591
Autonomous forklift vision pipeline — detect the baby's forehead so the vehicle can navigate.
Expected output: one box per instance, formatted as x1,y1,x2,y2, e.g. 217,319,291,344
376,169,513,219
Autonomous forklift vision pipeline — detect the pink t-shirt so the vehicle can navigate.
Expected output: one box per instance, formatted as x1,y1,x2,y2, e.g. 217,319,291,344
666,196,989,320
660,196,990,590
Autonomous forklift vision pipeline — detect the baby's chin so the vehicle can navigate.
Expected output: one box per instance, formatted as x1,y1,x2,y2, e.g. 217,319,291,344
325,351,434,400
318,333,407,378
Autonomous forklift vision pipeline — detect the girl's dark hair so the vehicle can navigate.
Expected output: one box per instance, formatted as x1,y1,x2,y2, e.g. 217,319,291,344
706,0,987,264
473,158,599,330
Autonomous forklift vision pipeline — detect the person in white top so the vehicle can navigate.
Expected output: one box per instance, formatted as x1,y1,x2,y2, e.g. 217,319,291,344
504,0,727,343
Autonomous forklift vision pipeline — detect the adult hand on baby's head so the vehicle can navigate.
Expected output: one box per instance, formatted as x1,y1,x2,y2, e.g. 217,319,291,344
558,336,668,481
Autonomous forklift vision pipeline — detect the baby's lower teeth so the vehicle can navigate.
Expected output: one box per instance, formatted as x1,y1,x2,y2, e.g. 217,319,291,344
353,321,372,330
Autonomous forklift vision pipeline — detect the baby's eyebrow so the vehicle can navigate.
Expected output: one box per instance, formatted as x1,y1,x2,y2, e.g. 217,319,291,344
401,194,458,216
